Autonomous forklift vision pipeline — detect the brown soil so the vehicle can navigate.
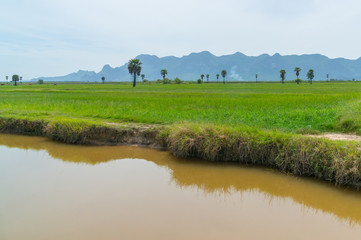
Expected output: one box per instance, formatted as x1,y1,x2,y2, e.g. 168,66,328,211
309,133,361,141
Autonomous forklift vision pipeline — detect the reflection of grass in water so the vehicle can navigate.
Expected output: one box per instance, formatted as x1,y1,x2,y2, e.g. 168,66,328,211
1,133,361,226
169,160,361,226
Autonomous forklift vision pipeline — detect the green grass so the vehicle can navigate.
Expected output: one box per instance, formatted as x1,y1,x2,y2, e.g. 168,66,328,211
1,82,361,188
0,82,361,134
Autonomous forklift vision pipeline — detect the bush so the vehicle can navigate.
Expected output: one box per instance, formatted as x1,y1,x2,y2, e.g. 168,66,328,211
197,79,202,84
294,79,303,84
156,79,163,84
38,79,44,84
164,78,172,84
142,79,149,83
174,77,183,84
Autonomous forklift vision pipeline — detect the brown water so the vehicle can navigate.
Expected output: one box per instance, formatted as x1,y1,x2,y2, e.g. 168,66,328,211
1,134,361,240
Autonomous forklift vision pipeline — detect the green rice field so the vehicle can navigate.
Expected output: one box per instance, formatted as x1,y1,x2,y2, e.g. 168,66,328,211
1,82,361,134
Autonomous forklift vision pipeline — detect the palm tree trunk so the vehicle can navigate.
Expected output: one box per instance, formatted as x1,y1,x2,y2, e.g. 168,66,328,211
133,73,136,87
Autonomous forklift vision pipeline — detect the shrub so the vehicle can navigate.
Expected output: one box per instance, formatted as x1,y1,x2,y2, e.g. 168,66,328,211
164,78,172,84
156,79,163,84
174,77,182,84
197,79,202,84
38,79,44,84
294,79,303,84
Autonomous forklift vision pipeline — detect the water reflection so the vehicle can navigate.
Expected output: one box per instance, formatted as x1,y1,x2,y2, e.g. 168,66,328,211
1,134,360,226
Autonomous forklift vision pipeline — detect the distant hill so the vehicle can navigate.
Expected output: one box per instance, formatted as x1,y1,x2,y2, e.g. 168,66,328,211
32,51,361,82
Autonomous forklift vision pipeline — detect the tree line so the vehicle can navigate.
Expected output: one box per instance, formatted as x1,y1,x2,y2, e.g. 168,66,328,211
124,58,326,87
2,60,331,87
279,68,315,84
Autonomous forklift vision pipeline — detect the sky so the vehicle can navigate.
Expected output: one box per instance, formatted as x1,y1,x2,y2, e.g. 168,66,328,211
1,0,361,79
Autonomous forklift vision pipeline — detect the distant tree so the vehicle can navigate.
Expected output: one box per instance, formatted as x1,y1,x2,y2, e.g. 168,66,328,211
197,79,202,84
216,74,220,83
141,74,145,81
221,70,227,84
280,69,286,84
38,79,44,84
200,74,204,82
294,67,302,84
5,76,8,85
161,69,168,84
101,76,105,84
326,74,329,82
255,74,258,83
12,74,19,86
20,76,22,84
206,74,210,83
307,69,314,84
128,59,142,87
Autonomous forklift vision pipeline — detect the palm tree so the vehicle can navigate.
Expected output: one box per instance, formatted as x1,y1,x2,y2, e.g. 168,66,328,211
206,74,210,83
128,59,142,87
101,76,105,84
280,70,286,84
12,74,19,86
294,67,301,84
307,69,314,84
141,74,145,81
221,70,227,84
161,69,168,84
216,74,220,83
200,74,204,82
255,74,258,83
326,74,329,82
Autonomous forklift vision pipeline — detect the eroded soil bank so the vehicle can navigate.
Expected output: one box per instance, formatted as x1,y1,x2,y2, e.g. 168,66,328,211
0,117,360,189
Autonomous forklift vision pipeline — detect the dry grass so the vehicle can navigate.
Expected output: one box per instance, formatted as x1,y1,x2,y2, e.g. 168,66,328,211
1,117,359,189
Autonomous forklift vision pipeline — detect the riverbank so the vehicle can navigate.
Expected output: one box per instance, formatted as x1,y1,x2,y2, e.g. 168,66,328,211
1,117,360,189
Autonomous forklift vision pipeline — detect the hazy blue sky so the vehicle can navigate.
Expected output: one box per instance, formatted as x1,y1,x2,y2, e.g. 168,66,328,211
1,0,361,79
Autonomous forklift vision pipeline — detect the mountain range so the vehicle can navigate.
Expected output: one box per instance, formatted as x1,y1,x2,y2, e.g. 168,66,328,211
32,51,361,82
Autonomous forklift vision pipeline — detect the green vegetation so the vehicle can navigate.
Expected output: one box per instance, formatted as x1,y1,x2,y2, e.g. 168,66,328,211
0,82,361,134
307,69,315,85
280,70,286,84
12,74,19,86
221,70,227,84
127,59,142,87
161,69,168,84
200,74,205,82
0,82,361,188
38,79,44,84
294,67,301,84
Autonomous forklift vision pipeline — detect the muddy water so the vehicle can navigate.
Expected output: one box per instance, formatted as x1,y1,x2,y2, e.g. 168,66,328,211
0,134,361,240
